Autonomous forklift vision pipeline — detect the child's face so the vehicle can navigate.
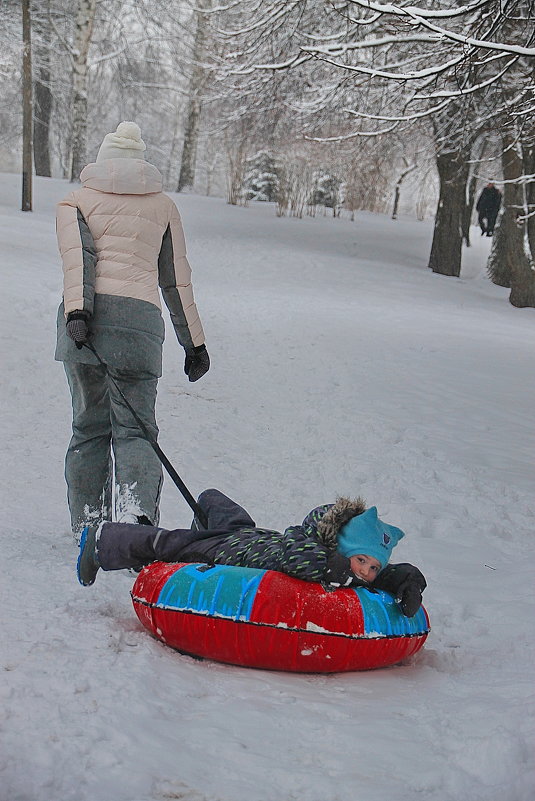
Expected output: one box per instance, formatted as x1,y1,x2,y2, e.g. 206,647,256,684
349,554,382,583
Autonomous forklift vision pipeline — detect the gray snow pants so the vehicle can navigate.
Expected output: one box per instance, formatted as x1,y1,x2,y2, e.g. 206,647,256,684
64,361,162,536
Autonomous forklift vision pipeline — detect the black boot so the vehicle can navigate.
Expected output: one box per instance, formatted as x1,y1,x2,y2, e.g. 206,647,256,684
77,526,100,586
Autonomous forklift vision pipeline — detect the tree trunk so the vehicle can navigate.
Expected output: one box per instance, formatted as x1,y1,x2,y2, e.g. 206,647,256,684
523,138,535,273
391,161,416,220
391,184,400,220
226,134,247,206
428,150,469,276
501,133,535,308
69,0,97,182
177,95,202,193
22,0,33,212
177,0,211,192
461,173,476,247
32,2,52,178
34,61,52,175
486,211,509,287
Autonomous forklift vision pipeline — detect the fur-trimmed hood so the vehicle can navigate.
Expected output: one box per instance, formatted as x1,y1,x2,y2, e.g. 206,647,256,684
316,496,366,551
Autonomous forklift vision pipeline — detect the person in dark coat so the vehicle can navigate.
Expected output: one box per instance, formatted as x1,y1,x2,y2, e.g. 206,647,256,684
476,182,502,236
77,488,427,617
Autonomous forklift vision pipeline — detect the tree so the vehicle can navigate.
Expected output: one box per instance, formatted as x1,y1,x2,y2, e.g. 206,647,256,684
22,0,32,211
488,129,535,306
177,0,212,192
218,0,534,297
486,10,534,304
32,1,53,176
244,150,279,202
392,158,418,221
69,0,97,181
311,168,344,216
427,102,477,277
45,0,97,181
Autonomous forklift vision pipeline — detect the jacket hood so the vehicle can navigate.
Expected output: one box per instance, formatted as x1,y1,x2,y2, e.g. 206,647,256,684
80,159,163,195
316,496,367,550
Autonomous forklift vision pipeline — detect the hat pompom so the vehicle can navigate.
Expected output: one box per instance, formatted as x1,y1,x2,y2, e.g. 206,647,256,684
96,120,146,162
115,121,142,141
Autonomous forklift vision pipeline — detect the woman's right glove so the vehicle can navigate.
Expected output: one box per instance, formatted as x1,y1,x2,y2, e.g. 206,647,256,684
66,311,90,349
184,344,210,382
373,563,427,617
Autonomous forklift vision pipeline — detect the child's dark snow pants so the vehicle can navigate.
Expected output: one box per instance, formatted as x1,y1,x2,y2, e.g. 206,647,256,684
96,488,257,571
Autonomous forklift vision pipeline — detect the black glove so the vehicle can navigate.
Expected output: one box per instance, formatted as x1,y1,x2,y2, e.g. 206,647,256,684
373,563,427,618
66,311,90,349
184,344,210,382
323,552,354,588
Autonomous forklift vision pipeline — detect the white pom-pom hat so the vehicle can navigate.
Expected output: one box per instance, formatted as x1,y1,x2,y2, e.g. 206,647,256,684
96,121,146,162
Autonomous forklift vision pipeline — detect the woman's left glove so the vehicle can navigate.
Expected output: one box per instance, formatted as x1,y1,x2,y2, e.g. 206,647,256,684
66,311,90,349
184,344,210,382
373,563,427,617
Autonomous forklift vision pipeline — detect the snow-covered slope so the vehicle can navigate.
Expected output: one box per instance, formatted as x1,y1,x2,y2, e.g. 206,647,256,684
1,173,533,801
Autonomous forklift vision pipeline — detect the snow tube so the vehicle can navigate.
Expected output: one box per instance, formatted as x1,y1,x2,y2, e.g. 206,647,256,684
131,562,430,673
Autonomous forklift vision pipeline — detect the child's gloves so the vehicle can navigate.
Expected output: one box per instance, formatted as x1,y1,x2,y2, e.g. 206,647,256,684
324,552,354,588
373,563,427,617
184,344,210,382
395,579,424,618
66,311,90,349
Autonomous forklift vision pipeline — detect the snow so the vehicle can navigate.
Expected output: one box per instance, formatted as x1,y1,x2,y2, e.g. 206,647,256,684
1,173,534,801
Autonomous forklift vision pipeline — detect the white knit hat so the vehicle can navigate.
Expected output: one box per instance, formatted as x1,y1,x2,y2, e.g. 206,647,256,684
96,121,146,162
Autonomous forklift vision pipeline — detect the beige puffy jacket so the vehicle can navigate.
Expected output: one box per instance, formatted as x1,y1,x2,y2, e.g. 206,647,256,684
56,158,205,350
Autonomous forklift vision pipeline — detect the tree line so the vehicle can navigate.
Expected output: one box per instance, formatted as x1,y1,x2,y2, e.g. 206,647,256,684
3,0,534,307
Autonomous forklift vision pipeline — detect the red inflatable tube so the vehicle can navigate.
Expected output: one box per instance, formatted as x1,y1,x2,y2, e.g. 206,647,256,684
132,561,430,673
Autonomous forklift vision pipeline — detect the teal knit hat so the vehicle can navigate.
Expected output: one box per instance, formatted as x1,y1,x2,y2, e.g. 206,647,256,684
337,506,405,569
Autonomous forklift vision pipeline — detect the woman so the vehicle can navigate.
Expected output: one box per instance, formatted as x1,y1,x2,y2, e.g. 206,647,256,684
77,488,427,617
56,122,209,538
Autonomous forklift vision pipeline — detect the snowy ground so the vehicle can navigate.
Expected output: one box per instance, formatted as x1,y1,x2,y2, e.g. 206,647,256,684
1,173,534,801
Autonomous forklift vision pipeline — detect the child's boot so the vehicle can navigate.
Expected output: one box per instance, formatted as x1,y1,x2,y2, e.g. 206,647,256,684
77,526,101,586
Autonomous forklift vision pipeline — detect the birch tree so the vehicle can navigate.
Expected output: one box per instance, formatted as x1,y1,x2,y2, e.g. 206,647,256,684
69,0,97,181
177,0,212,192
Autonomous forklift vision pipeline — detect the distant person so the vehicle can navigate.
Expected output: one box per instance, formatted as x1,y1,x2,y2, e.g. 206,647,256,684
55,121,210,540
476,182,502,236
76,488,427,618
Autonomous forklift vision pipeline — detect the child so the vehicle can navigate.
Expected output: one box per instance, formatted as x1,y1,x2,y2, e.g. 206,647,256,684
77,488,426,617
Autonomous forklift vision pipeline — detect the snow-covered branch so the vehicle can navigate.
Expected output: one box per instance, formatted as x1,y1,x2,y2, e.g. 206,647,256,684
344,0,494,21
304,121,401,141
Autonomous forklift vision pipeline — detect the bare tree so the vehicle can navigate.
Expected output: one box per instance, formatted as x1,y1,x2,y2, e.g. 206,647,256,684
488,128,535,306
221,0,533,300
224,121,249,205
33,1,53,176
22,0,33,211
177,0,212,192
392,158,418,220
427,102,478,277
